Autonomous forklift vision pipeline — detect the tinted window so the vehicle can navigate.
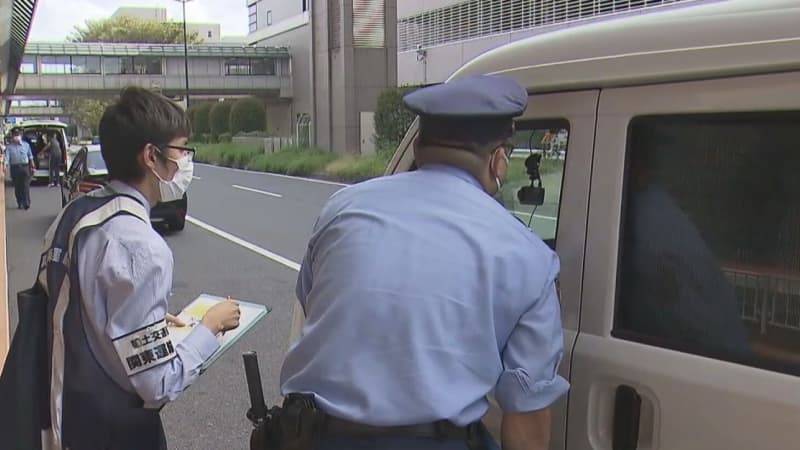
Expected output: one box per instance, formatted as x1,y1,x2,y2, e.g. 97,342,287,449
497,120,568,248
615,112,800,375
86,151,107,171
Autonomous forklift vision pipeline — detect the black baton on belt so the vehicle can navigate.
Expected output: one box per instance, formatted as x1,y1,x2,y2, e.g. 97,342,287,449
243,351,268,426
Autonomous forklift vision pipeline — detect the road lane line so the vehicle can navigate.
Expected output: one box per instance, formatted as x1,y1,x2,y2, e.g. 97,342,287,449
186,216,300,272
513,210,558,221
192,176,203,180
197,163,349,187
232,184,283,198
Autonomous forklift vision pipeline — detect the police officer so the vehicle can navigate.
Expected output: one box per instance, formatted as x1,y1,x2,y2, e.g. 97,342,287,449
279,75,569,450
5,128,34,209
41,87,242,450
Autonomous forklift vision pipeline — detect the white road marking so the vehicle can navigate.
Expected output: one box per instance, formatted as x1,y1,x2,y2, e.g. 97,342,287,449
186,216,300,272
513,210,558,221
232,184,283,198
192,176,203,180
198,163,349,187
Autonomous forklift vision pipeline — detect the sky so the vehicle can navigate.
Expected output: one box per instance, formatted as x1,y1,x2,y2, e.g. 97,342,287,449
28,0,250,42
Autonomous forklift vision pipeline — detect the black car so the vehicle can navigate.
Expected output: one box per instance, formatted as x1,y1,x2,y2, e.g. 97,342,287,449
61,147,188,231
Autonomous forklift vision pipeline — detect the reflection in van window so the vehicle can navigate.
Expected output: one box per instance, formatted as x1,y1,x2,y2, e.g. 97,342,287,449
616,112,800,375
498,120,568,247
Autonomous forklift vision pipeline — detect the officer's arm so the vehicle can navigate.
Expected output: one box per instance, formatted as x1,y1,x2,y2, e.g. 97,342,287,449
495,253,569,450
93,230,220,408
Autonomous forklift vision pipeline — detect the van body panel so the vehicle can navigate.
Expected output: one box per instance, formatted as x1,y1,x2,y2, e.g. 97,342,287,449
568,70,800,449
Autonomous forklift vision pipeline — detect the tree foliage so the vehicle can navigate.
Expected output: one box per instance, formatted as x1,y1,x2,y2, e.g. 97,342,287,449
374,86,417,151
63,98,111,135
230,97,267,134
70,16,203,44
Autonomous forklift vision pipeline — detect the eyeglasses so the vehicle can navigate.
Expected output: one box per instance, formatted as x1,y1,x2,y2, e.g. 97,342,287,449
156,144,196,162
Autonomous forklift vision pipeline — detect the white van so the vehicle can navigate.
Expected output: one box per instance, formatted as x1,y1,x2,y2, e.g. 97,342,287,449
292,0,800,448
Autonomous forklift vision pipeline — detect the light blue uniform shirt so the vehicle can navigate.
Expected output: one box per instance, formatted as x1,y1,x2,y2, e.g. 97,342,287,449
281,164,569,426
6,140,34,165
73,180,219,408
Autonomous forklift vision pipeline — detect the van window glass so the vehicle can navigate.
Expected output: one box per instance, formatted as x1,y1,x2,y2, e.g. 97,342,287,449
499,119,569,249
615,112,800,376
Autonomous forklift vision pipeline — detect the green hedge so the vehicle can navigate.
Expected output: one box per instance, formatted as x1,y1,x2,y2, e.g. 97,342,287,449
209,101,232,137
194,143,390,181
230,97,267,134
192,103,213,135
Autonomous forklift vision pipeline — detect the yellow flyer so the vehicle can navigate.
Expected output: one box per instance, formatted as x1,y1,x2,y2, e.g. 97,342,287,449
168,293,270,370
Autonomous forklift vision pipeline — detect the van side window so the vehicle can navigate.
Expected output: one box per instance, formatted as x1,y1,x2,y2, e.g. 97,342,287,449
615,112,800,376
501,120,569,249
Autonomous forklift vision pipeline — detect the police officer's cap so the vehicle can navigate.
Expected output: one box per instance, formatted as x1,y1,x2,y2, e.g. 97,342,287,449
403,75,528,148
404,75,527,119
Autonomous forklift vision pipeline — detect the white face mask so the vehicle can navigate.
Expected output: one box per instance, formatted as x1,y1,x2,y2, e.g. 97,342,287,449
152,152,194,202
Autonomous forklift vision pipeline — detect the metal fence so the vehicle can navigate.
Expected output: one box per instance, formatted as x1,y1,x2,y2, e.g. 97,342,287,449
725,267,800,334
398,0,703,52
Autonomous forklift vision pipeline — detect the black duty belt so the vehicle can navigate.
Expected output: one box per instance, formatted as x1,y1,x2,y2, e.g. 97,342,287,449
324,416,472,440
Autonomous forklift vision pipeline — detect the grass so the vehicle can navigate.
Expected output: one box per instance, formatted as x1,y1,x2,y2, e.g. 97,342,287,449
249,146,337,176
194,143,388,181
194,143,563,187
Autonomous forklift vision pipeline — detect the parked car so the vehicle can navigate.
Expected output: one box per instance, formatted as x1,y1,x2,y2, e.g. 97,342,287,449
61,146,188,231
5,120,70,183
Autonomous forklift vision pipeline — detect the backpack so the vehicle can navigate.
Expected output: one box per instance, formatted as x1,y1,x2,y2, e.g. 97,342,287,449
0,191,148,450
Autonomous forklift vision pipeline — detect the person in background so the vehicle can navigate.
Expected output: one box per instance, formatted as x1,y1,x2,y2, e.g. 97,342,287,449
4,128,34,209
45,131,63,187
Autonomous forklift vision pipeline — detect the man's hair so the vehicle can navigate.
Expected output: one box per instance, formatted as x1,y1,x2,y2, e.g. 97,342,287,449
99,86,191,182
10,128,21,136
418,116,513,154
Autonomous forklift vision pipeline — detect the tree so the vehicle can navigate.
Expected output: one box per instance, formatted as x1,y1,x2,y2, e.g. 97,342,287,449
230,97,266,134
63,16,202,135
63,98,110,136
374,86,418,151
209,101,233,137
70,16,203,44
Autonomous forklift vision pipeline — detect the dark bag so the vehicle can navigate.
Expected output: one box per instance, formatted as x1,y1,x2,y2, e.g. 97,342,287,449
0,280,51,450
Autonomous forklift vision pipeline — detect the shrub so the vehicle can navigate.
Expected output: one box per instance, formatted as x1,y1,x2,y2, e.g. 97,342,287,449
218,132,232,143
230,97,267,134
192,103,213,135
374,86,418,150
325,154,391,183
209,101,233,137
249,146,336,176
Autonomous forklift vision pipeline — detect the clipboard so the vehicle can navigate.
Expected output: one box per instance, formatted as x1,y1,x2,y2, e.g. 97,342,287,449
168,293,270,370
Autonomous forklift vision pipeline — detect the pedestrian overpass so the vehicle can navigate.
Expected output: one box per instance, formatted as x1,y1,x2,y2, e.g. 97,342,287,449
9,42,293,101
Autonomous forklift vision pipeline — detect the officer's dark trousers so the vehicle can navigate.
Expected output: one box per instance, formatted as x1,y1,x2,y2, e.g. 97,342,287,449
317,435,501,450
10,164,31,208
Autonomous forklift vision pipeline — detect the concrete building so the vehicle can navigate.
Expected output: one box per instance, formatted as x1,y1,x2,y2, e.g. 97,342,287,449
246,0,706,152
247,0,397,154
112,6,167,22
397,0,706,86
112,6,222,43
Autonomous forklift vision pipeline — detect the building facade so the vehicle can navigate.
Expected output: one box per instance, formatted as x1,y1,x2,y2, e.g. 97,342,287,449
112,6,223,43
397,0,706,85
248,0,397,154
246,0,705,151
